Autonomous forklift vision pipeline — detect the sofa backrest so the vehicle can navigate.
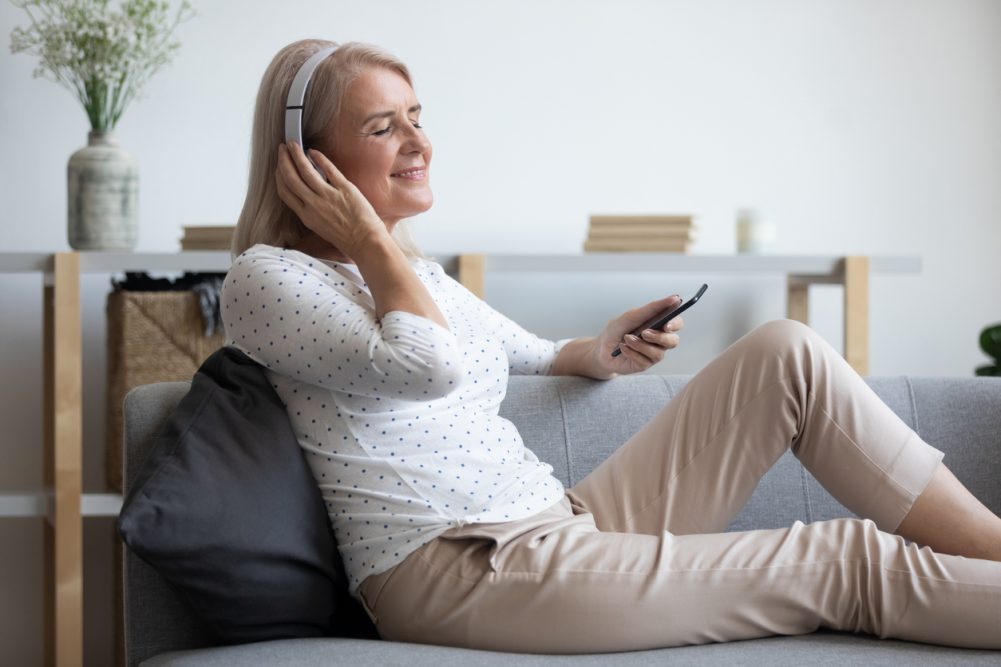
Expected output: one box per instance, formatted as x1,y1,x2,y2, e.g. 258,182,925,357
122,374,1001,666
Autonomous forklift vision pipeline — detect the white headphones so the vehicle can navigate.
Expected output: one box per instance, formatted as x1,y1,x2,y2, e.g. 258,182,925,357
285,45,338,176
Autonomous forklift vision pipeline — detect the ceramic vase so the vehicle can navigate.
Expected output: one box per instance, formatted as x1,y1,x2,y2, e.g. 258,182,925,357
67,131,139,250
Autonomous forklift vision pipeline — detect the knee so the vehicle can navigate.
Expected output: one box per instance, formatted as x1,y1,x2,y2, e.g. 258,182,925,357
741,319,819,359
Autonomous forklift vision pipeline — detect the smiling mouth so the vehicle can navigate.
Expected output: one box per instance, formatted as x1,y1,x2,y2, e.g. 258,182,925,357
391,168,426,180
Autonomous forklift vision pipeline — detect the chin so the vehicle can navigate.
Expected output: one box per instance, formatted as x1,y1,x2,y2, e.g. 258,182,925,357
403,191,434,217
416,193,434,214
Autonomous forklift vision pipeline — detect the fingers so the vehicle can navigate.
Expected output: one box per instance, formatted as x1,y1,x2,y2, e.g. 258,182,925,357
638,315,684,339
280,142,330,196
614,327,680,369
305,146,350,188
274,160,304,213
276,144,308,204
618,336,661,366
626,331,679,354
631,294,681,324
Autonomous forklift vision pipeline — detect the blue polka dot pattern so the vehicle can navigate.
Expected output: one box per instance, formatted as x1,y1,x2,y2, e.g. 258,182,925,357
220,244,574,598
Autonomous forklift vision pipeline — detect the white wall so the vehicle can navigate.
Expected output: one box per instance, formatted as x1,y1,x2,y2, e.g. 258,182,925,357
2,0,1000,663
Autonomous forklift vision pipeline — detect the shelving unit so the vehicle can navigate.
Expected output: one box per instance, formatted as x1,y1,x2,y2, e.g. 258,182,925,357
1,251,231,667
0,250,919,666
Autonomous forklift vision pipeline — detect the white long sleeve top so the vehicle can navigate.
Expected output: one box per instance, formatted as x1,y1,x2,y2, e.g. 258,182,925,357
220,244,573,598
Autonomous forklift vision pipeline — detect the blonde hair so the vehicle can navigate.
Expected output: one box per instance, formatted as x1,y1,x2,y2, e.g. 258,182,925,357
232,39,427,260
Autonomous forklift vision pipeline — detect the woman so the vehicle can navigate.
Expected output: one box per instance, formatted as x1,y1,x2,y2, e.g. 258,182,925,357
222,39,1001,652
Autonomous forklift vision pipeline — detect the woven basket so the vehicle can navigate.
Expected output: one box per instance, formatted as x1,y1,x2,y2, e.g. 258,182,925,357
105,290,225,492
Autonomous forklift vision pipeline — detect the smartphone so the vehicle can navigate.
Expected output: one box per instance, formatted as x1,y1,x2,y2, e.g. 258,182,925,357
611,283,708,357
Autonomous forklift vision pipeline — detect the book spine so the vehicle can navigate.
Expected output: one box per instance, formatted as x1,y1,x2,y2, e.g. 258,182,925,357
587,227,696,238
584,240,690,252
589,215,693,226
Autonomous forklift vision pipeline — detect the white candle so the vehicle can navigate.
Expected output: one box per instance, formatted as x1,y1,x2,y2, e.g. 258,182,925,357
736,208,776,254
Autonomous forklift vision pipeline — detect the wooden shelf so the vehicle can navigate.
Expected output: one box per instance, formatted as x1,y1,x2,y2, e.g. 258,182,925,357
0,251,922,277
0,251,232,275
77,251,232,273
450,253,919,277
0,492,48,518
0,493,122,519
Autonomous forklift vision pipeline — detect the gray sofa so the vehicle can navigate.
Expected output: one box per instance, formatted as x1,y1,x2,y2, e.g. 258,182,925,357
122,374,1001,666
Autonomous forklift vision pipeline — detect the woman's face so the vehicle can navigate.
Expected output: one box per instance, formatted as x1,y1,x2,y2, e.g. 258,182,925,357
328,67,433,227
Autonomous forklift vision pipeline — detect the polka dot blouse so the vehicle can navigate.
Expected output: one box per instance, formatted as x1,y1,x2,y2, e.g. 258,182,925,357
220,243,574,598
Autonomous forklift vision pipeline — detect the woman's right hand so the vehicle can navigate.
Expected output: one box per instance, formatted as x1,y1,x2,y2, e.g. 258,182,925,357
275,142,389,257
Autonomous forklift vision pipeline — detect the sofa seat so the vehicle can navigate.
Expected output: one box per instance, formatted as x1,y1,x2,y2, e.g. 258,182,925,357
123,374,1001,665
143,632,1001,666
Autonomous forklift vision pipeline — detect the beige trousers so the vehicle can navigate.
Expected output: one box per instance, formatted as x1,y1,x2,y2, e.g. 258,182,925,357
357,320,1001,652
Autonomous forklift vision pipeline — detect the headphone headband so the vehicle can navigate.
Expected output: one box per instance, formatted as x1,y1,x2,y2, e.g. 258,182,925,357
284,45,338,155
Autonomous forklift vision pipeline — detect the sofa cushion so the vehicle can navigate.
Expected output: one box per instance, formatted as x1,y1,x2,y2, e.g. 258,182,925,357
138,632,1001,666
117,345,378,644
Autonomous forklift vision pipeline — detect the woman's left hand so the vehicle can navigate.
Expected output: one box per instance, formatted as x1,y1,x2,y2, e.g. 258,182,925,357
592,295,684,376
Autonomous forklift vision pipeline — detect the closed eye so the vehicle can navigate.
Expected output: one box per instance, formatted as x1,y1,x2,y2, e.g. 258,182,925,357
373,121,423,136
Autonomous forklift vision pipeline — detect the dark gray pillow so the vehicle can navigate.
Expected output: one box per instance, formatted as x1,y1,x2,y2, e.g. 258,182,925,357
117,346,378,644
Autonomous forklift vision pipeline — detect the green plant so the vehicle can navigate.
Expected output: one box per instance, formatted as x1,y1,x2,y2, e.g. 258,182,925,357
976,322,1001,376
9,0,196,132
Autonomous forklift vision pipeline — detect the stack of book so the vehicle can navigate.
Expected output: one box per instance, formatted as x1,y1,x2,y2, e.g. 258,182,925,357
180,225,236,251
583,215,696,253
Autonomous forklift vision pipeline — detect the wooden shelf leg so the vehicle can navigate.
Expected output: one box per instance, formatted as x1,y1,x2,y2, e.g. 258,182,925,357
458,254,485,299
43,253,83,667
843,256,870,376
43,276,54,667
787,278,810,324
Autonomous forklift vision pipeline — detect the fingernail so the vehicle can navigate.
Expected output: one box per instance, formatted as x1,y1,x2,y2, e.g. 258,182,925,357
641,329,655,338
626,334,639,343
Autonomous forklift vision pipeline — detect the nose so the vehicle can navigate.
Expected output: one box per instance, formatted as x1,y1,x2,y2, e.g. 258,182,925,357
400,122,430,154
